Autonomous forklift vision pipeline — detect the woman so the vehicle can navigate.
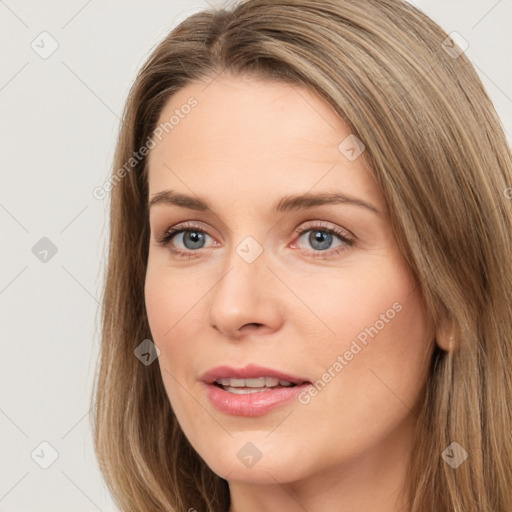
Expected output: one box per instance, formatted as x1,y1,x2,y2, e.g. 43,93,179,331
91,0,512,510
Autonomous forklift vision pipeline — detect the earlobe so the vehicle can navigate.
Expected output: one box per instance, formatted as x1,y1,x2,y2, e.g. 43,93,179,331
436,321,457,352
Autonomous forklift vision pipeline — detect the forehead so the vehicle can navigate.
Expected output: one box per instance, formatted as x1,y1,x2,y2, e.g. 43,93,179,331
147,75,382,210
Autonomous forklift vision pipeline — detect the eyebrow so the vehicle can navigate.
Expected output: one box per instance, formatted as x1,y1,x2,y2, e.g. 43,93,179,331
148,190,381,215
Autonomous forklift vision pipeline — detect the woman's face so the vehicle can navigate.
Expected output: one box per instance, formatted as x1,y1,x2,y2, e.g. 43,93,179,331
145,74,435,486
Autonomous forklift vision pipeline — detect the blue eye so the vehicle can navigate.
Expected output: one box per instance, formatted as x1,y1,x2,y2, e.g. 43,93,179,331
178,230,208,250
158,226,213,253
296,223,355,258
157,221,354,260
302,230,337,251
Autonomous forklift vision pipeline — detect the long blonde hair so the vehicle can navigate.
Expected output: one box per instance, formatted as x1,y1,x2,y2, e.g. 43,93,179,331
91,1,512,510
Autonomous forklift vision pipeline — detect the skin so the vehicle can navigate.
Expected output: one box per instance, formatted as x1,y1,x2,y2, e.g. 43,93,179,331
145,73,436,511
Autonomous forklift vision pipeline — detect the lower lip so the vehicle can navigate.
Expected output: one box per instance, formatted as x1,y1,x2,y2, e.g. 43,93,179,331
204,383,310,416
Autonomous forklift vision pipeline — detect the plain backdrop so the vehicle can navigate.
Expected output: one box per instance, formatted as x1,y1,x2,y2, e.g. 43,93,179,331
0,0,510,510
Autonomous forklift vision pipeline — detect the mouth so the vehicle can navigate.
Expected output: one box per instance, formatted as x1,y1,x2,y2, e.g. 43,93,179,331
201,364,311,416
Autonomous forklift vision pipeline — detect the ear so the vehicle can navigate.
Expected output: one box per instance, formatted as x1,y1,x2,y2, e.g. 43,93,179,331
435,318,457,352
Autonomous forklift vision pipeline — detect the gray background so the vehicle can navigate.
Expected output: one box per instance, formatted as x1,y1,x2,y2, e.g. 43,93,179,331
0,1,510,510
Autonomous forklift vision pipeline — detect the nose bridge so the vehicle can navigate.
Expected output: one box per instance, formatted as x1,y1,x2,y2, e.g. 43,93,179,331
207,234,282,335
212,235,267,311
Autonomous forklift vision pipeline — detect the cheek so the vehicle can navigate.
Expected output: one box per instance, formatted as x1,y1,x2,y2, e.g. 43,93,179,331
145,262,203,338
144,265,203,418
301,262,419,353
303,260,432,403
144,263,206,379
314,286,431,430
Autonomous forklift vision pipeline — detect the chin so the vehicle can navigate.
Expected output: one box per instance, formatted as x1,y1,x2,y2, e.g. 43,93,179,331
196,436,312,484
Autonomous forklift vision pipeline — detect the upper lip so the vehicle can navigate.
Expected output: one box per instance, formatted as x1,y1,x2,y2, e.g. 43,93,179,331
200,364,310,385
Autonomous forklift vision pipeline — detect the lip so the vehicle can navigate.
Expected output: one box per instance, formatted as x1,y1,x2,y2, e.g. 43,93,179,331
201,364,311,417
200,364,309,385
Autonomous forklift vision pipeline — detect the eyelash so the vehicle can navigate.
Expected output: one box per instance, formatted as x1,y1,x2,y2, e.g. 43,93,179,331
156,221,355,260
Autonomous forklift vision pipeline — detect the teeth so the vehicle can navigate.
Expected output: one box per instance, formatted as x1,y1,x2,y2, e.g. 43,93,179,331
244,377,266,387
215,377,294,388
222,378,245,387
224,386,272,394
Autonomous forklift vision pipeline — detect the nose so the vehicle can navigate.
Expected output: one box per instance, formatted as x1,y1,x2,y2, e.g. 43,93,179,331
207,245,284,339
